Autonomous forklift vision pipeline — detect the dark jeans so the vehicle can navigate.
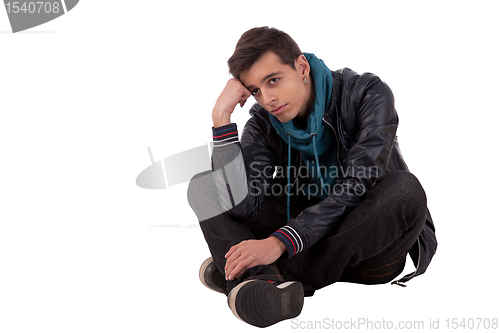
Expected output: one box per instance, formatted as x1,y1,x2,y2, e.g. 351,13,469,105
188,170,427,297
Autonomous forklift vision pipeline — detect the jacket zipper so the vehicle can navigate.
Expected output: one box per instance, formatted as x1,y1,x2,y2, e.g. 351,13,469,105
391,238,422,287
322,117,341,172
288,151,301,193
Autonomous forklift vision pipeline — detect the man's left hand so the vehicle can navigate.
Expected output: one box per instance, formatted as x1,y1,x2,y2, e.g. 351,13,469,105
224,237,286,281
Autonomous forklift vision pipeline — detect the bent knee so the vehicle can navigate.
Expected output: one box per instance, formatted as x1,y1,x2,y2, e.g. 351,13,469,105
382,171,427,206
187,171,216,206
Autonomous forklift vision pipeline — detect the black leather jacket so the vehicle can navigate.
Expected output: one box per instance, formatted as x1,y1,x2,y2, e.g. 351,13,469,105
211,68,437,284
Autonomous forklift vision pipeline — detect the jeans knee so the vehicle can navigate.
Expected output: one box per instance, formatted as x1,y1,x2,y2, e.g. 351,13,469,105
383,171,427,208
187,170,227,223
375,170,428,234
402,171,426,205
187,171,214,208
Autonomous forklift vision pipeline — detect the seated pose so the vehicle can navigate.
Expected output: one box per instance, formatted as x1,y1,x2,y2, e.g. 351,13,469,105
188,26,437,328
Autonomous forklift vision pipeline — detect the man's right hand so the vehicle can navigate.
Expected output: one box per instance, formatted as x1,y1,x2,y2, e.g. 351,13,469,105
212,78,252,128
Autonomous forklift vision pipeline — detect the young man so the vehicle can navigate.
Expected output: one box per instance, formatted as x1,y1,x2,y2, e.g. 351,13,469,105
188,27,437,328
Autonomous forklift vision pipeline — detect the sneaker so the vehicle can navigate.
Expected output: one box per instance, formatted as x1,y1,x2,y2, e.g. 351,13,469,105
199,257,228,295
228,279,304,327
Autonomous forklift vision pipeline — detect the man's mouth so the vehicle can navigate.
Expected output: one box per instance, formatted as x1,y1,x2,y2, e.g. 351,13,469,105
271,104,287,115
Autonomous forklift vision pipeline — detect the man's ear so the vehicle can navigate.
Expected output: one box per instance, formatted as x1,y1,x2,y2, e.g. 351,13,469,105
295,54,310,78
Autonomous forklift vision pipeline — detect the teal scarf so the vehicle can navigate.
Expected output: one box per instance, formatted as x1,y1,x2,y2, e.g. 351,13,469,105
268,53,336,220
269,53,333,158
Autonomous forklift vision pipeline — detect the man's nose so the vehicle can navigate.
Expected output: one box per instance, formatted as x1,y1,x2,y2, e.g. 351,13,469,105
261,89,276,106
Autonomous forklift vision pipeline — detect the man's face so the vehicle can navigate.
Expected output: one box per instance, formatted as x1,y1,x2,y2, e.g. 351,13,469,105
240,52,311,123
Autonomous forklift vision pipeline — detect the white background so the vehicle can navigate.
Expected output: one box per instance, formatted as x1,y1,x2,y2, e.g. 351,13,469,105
1,1,499,332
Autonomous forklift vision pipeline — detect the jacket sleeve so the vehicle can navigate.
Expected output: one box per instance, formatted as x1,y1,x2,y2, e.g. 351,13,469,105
272,76,399,258
210,107,276,221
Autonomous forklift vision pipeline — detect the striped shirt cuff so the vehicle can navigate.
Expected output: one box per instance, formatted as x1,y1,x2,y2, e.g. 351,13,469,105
271,225,304,258
212,123,239,148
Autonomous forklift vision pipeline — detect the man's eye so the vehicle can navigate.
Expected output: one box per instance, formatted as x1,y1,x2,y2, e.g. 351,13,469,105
252,89,260,96
270,78,279,84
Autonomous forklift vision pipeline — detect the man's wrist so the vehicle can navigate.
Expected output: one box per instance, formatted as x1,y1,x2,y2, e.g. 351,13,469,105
270,226,304,258
213,119,230,128
269,236,287,254
212,108,231,128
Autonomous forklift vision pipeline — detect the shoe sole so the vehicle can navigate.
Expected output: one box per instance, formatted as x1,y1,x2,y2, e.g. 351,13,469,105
199,257,225,294
228,280,304,327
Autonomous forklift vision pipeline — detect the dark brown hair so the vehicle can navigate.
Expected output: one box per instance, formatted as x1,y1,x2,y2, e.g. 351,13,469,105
228,27,302,80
